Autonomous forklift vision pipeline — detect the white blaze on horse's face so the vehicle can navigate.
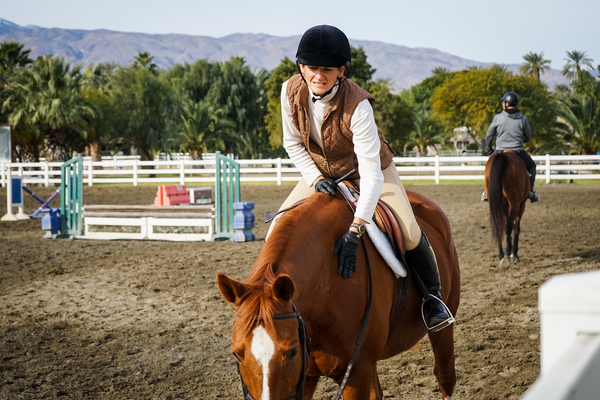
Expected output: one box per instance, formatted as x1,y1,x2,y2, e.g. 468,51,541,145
251,325,275,400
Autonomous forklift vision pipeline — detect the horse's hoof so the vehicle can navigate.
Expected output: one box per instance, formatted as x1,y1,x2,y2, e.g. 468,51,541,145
499,256,510,268
511,254,520,263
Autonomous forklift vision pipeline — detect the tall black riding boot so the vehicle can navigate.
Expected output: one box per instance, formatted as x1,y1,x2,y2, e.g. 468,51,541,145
528,166,539,202
404,231,454,332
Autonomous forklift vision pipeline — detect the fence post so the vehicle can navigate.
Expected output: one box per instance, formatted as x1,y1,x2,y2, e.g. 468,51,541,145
180,158,185,185
277,158,282,186
87,158,93,187
1,162,5,188
546,154,551,184
133,158,138,187
44,162,50,187
435,155,440,185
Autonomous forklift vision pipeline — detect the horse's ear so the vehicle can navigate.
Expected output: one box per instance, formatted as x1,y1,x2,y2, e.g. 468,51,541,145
272,274,295,302
216,273,246,305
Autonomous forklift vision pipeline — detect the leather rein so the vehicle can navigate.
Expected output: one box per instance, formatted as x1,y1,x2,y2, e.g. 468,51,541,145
240,175,373,400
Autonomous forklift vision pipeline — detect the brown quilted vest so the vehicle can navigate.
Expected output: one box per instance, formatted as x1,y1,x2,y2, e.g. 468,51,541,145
286,74,394,181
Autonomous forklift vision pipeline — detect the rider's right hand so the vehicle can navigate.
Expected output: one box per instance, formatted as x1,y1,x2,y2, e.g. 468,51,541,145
315,178,337,196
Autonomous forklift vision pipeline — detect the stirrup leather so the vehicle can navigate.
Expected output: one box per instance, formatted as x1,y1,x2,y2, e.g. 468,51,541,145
421,294,455,333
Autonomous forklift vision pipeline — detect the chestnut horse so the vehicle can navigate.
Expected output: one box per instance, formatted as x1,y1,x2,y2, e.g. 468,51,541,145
217,190,460,399
484,151,530,266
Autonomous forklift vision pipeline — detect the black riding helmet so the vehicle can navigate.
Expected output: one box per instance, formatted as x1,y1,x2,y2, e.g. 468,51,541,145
501,92,519,107
296,25,351,67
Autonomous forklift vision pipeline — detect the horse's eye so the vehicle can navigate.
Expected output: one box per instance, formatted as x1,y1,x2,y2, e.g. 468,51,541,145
233,351,242,362
286,347,298,361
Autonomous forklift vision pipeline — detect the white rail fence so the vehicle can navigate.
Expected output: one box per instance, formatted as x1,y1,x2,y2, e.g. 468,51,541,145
1,155,599,187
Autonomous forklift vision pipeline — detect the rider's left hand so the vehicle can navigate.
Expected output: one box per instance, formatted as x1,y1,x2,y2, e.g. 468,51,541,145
333,230,360,279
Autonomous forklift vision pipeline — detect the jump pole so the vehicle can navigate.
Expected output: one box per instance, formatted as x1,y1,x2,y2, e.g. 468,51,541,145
213,152,240,241
1,174,30,221
53,156,83,239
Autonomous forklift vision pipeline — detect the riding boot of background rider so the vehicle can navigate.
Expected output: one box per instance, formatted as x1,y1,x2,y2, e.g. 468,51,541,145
527,165,539,202
404,230,454,332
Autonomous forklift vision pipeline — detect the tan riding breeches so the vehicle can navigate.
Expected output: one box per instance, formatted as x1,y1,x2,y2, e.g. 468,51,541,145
266,165,422,250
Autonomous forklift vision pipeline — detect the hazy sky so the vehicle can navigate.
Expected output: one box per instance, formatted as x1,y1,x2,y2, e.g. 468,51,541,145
2,0,599,70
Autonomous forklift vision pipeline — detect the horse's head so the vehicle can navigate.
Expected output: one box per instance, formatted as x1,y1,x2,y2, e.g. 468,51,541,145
217,272,308,400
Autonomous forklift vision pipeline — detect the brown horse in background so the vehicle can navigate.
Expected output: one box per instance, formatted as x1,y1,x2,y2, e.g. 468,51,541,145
484,151,530,266
217,190,460,399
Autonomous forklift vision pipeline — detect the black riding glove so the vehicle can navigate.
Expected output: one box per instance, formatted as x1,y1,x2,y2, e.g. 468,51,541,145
487,147,494,156
315,178,337,196
333,230,360,279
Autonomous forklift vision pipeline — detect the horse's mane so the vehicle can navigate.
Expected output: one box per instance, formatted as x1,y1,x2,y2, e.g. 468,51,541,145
236,197,323,336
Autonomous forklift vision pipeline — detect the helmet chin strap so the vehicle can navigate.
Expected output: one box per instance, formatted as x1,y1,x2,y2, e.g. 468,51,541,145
296,62,347,103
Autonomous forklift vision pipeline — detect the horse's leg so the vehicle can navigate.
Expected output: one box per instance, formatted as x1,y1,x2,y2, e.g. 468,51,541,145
336,364,382,400
505,215,514,260
428,325,457,399
511,203,525,263
302,376,320,400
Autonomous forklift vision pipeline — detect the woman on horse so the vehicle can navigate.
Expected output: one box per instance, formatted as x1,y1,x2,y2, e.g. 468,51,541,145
482,92,540,202
267,24,453,332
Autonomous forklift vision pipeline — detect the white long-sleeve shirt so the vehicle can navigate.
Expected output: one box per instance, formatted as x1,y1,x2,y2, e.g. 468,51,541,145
281,79,384,222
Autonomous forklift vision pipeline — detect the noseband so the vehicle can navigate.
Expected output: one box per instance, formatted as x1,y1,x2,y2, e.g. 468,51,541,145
235,301,311,400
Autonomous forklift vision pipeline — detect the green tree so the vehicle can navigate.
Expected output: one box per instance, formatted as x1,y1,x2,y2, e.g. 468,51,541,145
179,100,236,159
132,51,158,76
263,57,297,150
555,94,600,155
84,61,118,93
520,51,551,81
110,66,179,160
345,46,376,88
3,55,95,161
431,65,556,153
164,59,224,103
405,105,447,156
365,79,414,154
431,67,451,76
0,41,33,127
206,57,267,156
562,50,594,81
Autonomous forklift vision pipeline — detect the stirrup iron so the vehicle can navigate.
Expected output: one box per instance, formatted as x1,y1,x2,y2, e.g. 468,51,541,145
421,294,455,333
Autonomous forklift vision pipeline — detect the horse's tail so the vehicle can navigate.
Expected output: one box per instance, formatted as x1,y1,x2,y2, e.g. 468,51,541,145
489,153,507,245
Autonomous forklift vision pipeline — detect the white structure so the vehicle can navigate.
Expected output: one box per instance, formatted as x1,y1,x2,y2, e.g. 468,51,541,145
1,174,30,221
451,127,479,151
521,270,600,399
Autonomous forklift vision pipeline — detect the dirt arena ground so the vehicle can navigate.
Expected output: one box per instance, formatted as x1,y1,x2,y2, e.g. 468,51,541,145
1,183,599,400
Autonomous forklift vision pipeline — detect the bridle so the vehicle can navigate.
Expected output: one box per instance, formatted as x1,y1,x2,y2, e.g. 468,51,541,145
235,301,311,400
235,178,373,399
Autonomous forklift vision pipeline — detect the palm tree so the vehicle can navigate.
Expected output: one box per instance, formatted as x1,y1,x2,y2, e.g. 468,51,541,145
520,52,551,80
555,94,600,155
562,50,594,81
3,55,95,161
180,100,236,159
431,67,451,76
404,105,447,156
132,51,158,75
0,40,33,74
84,61,118,93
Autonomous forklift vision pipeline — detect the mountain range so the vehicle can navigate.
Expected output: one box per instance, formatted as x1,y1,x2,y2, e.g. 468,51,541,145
0,18,568,90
